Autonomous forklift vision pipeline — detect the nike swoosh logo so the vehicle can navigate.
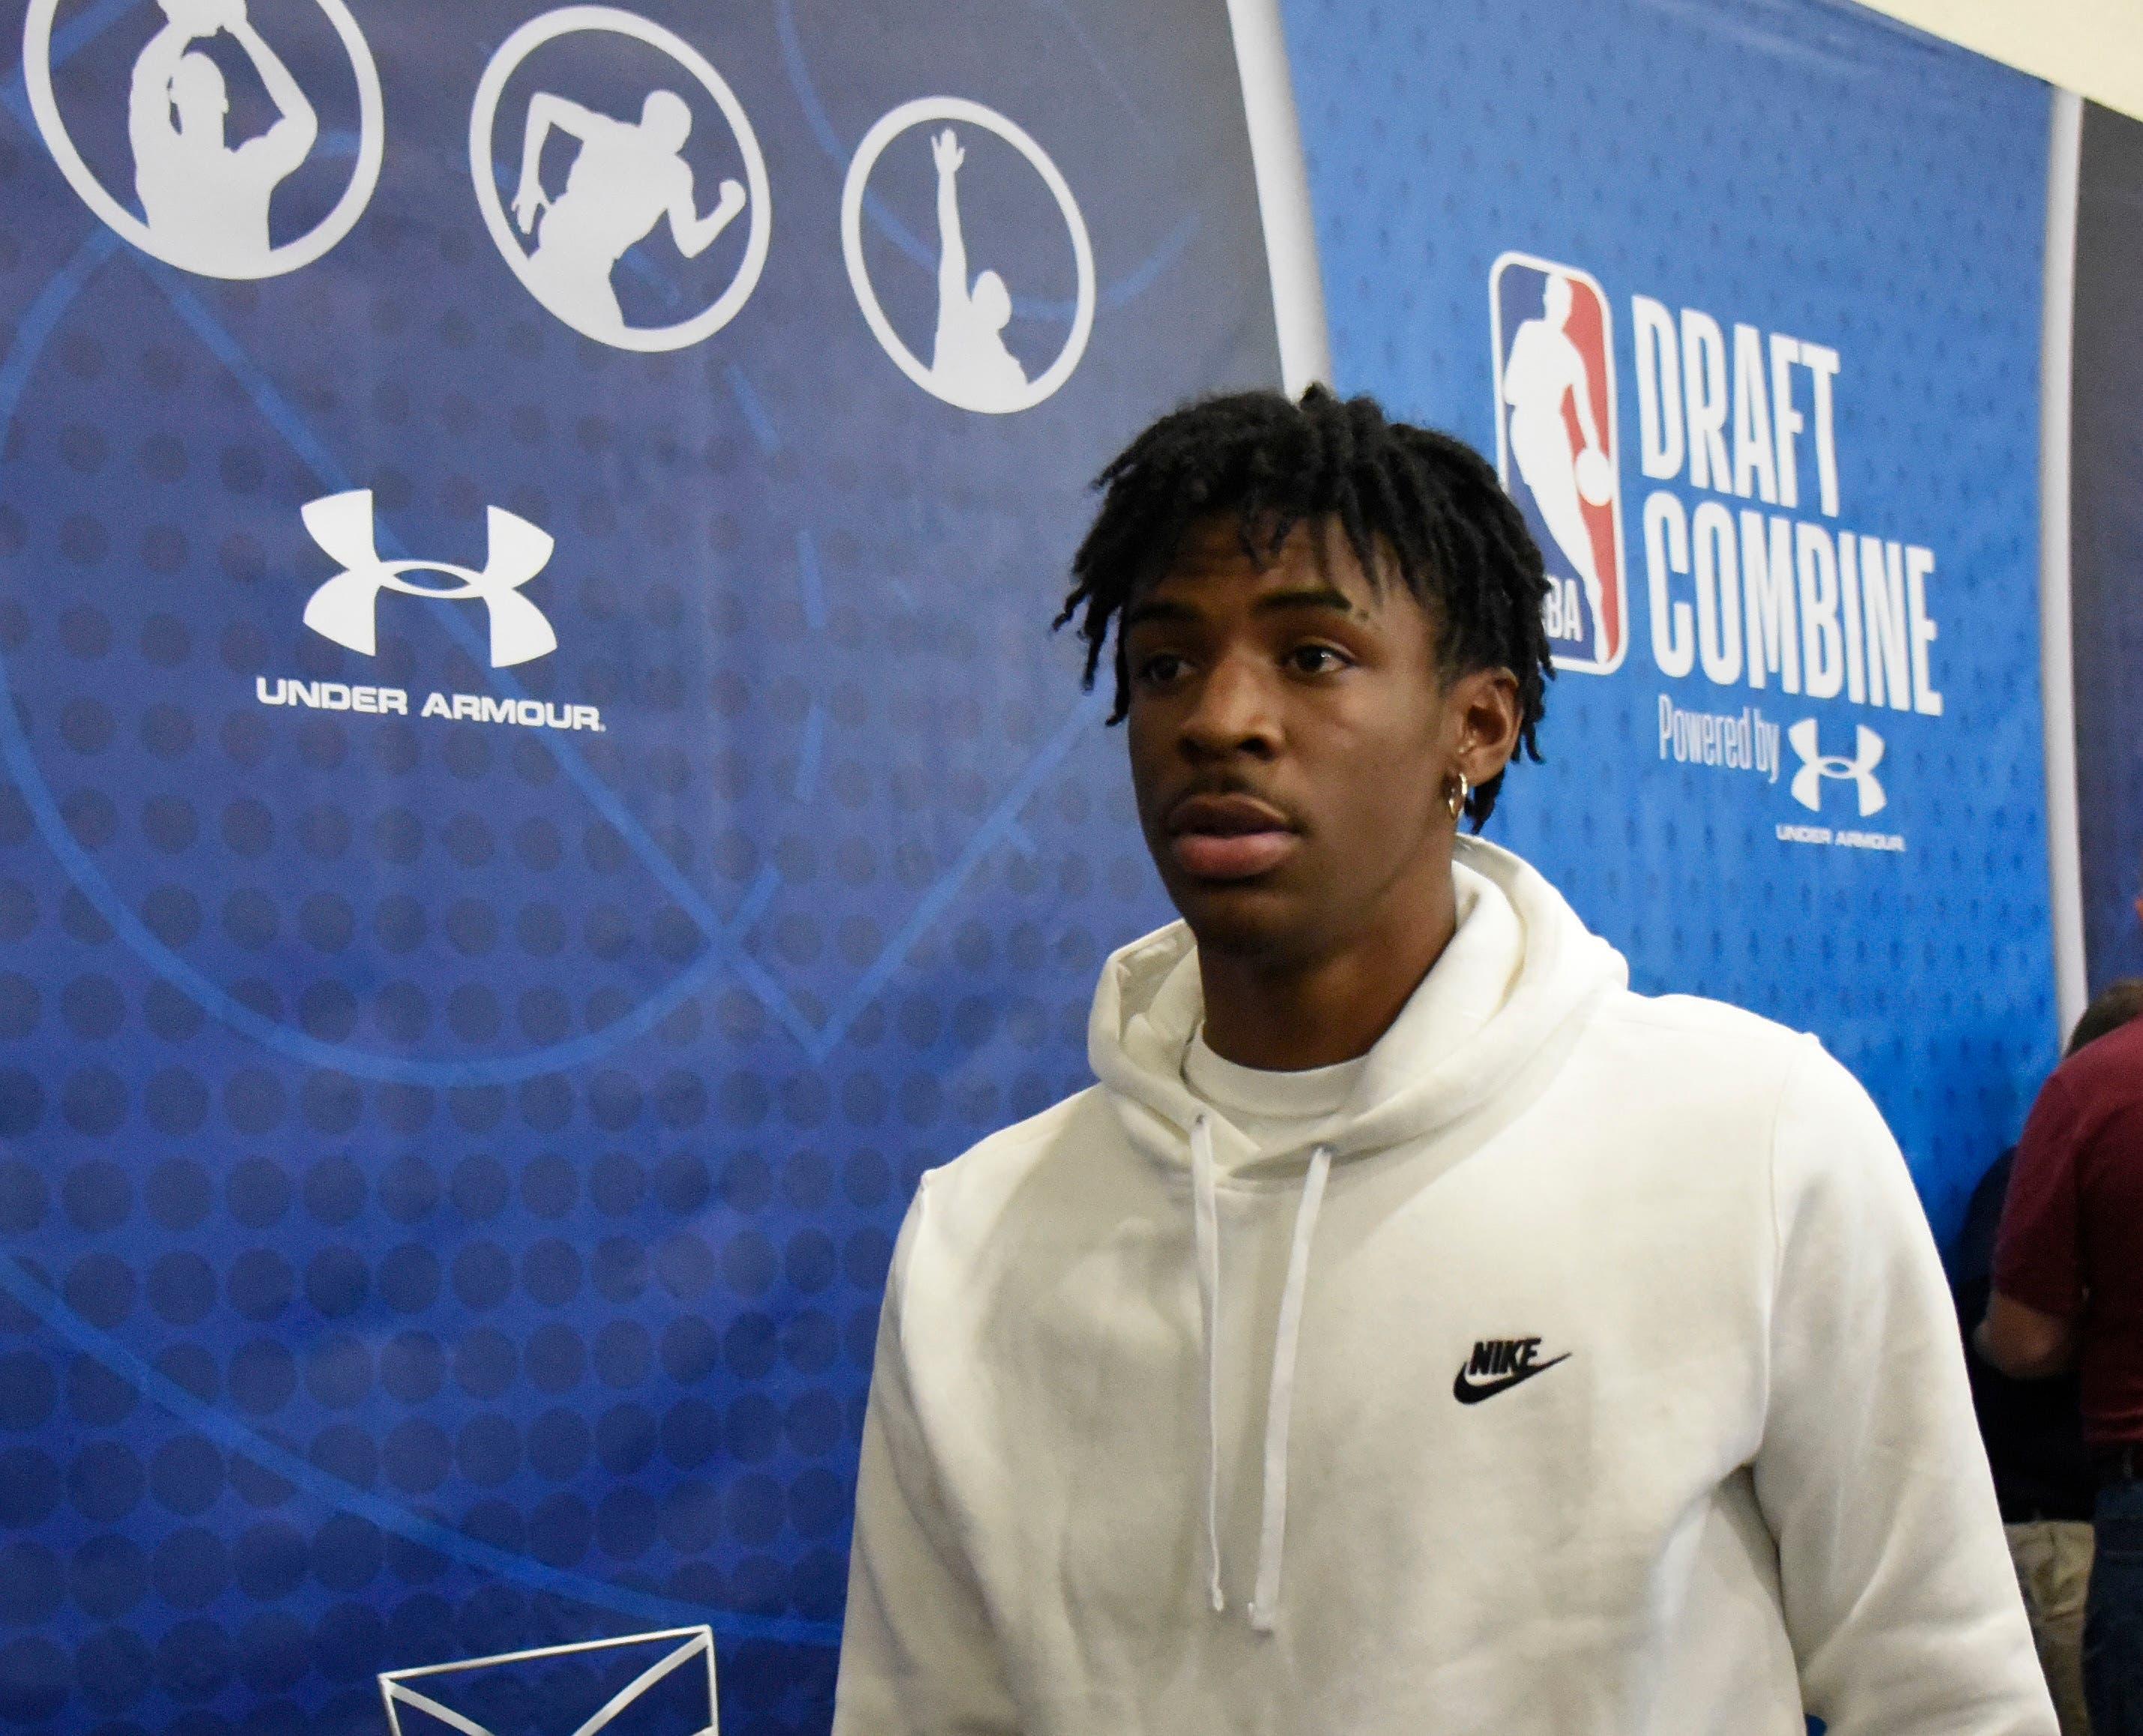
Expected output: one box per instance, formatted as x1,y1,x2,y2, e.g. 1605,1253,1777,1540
1451,1352,1571,1405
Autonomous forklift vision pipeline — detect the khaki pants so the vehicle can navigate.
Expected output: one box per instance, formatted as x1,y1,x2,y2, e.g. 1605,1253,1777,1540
2011,1519,2096,1736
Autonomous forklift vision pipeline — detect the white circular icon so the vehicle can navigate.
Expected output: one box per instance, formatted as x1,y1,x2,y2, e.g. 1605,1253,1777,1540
469,5,771,354
841,97,1094,415
22,0,384,280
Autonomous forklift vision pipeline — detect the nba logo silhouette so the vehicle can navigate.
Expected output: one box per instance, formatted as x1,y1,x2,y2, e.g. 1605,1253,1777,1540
1490,254,1627,674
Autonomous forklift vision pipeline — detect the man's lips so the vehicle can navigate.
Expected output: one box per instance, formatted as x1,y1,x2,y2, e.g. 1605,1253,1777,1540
1164,793,1300,882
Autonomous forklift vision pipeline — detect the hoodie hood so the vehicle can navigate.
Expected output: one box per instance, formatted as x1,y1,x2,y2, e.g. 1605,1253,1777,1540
1089,835,1630,1176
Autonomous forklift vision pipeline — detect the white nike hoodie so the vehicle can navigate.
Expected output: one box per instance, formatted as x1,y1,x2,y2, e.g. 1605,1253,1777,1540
832,838,2054,1736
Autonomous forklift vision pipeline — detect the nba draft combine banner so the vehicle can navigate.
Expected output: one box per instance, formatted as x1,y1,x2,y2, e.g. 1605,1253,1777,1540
0,1,1283,1730
1283,0,2058,1245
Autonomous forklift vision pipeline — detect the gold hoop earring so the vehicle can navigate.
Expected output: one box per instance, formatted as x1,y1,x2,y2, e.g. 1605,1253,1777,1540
1445,771,1469,821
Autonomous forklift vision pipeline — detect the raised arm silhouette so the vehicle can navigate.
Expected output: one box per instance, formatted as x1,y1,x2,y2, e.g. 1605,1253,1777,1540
927,127,1026,411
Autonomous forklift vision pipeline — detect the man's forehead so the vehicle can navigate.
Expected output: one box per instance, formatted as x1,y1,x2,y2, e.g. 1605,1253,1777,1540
1133,514,1396,608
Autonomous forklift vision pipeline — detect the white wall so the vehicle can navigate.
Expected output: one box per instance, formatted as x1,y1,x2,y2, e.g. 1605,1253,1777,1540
1852,0,2143,120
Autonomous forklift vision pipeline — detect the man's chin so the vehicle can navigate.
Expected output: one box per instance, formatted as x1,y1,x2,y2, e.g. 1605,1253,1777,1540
1165,874,1311,958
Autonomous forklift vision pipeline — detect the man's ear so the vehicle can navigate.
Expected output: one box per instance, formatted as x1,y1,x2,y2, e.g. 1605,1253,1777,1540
1447,665,1523,789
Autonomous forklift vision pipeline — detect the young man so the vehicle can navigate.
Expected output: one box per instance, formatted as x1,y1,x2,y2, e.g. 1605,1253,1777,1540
833,388,2052,1734
1981,977,2143,1736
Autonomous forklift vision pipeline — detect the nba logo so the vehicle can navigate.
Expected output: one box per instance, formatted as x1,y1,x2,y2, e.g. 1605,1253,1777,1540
1490,253,1627,674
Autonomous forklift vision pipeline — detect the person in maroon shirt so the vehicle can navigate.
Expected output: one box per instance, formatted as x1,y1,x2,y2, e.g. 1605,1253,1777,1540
1984,980,2143,1736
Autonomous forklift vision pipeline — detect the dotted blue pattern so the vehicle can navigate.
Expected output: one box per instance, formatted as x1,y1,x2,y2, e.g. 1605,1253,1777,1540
0,0,1278,1731
2071,102,2143,992
1284,0,2058,1245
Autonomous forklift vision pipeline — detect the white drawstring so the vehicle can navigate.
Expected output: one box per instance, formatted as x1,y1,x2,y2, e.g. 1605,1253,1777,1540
1189,1115,1332,1634
1190,1114,1226,1613
1249,1145,1330,1632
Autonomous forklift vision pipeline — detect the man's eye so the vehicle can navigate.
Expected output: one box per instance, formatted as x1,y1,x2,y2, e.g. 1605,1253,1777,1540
1135,653,1186,685
1287,644,1349,675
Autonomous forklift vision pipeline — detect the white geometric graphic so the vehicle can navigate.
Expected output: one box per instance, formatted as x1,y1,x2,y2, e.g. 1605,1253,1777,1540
1788,718,1887,817
842,96,1095,415
469,6,771,354
23,0,384,280
378,1626,718,1736
300,490,557,668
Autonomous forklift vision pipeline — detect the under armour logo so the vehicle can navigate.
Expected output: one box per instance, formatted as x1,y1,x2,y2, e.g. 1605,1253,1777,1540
300,490,557,668
1787,719,1886,817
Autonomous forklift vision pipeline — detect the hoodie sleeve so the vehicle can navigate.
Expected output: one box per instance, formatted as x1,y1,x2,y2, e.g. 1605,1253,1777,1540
833,1183,1023,1736
1752,1037,2055,1736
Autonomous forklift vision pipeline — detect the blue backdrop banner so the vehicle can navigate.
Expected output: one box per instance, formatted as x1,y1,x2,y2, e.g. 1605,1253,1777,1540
1283,0,2058,1249
0,0,1275,1728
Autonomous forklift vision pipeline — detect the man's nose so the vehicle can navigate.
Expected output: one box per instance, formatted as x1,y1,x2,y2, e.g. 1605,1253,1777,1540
1179,653,1279,759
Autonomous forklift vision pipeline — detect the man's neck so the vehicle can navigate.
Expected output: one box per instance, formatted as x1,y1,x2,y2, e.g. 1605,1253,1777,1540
1195,872,1459,1072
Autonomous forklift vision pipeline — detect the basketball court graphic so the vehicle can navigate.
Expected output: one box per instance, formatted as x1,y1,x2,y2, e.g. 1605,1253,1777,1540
0,1,1280,1727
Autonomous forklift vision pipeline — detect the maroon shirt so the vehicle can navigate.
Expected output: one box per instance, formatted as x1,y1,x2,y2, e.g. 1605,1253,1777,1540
1995,1014,2143,1446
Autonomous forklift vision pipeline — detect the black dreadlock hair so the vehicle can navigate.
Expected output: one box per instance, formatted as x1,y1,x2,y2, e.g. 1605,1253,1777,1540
1055,385,1553,829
